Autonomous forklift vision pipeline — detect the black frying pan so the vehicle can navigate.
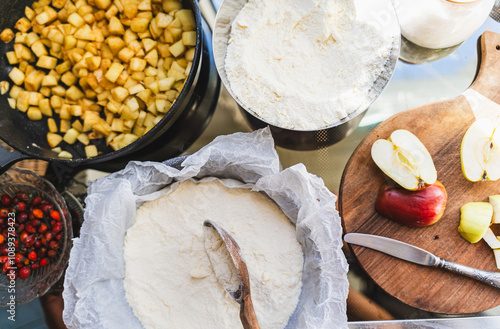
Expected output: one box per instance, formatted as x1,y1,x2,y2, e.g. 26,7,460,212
0,0,216,174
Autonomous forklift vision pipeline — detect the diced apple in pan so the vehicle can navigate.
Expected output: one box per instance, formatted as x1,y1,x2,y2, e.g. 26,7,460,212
371,129,437,190
461,118,500,182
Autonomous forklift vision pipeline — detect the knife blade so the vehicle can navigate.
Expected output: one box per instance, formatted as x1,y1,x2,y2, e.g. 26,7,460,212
344,233,500,289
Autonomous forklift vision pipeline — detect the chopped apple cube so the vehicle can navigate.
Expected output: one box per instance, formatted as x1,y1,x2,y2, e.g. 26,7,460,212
15,18,32,33
39,98,52,116
6,51,20,65
68,13,85,28
47,118,58,132
129,58,147,72
66,85,85,101
169,40,185,57
47,132,63,147
0,81,10,95
9,67,25,86
108,16,125,35
175,9,196,31
131,17,150,33
85,144,98,158
58,150,73,158
105,63,124,83
75,24,96,41
0,28,14,43
36,55,57,70
182,31,196,46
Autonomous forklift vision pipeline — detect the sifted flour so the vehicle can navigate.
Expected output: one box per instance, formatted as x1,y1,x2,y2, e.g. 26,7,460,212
124,179,303,329
225,0,394,130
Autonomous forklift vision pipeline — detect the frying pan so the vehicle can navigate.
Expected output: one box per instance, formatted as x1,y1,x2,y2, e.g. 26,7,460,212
213,0,401,150
0,0,219,174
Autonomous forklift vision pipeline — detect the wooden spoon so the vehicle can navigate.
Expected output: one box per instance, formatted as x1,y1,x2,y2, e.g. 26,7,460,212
203,220,260,329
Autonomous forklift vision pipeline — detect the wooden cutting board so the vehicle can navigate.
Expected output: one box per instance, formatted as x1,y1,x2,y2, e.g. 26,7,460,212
339,31,500,315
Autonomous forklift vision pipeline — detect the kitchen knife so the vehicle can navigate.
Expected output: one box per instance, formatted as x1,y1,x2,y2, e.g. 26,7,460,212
344,233,500,289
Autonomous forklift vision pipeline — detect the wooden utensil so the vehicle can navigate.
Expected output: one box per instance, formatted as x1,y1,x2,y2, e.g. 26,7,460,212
203,220,260,329
339,31,500,315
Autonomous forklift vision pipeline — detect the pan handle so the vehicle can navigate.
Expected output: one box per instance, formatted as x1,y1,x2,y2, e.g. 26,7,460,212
0,144,29,175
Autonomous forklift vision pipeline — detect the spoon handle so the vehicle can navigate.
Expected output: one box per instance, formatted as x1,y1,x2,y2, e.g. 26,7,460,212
240,294,260,329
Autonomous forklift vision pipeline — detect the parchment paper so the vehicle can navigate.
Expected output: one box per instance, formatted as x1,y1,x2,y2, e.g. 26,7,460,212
62,128,349,329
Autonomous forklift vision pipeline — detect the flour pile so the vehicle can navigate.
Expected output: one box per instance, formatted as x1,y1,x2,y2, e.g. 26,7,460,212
124,179,303,329
225,0,395,130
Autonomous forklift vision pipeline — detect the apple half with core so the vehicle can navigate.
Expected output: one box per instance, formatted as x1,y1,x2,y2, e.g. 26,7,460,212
461,118,500,182
458,202,493,243
375,181,447,227
371,129,437,190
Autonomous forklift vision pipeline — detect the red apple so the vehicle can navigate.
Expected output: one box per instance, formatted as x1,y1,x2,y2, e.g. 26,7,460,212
375,180,447,227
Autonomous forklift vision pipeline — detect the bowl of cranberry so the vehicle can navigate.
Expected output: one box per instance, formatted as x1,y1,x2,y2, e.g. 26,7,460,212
0,168,72,305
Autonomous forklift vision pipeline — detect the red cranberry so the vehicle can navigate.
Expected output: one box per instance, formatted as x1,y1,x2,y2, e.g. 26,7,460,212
26,223,36,234
1,195,11,206
45,232,53,242
32,196,42,206
47,250,56,258
24,235,35,247
28,251,37,261
49,241,59,250
16,202,26,212
14,253,24,264
52,222,63,234
18,212,28,223
18,267,30,279
41,203,53,214
31,263,40,270
39,223,48,234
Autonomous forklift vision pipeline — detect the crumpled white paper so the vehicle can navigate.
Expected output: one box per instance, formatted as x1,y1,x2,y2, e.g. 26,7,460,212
62,128,349,329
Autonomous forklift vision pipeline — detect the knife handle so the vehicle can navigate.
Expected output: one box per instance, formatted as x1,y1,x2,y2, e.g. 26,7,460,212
436,258,500,289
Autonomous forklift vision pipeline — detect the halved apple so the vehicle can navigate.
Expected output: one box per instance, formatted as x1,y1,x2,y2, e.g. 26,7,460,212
461,118,500,182
458,202,493,243
371,129,437,190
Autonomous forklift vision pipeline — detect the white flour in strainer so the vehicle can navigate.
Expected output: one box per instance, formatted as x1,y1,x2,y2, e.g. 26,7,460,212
225,0,395,130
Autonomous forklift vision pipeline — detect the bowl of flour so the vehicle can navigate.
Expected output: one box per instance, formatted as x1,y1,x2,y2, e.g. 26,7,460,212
213,0,400,150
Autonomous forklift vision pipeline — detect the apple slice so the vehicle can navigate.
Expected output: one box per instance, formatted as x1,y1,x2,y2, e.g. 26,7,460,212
461,118,500,182
489,195,500,224
371,129,437,190
494,249,500,270
458,202,493,243
482,228,500,249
